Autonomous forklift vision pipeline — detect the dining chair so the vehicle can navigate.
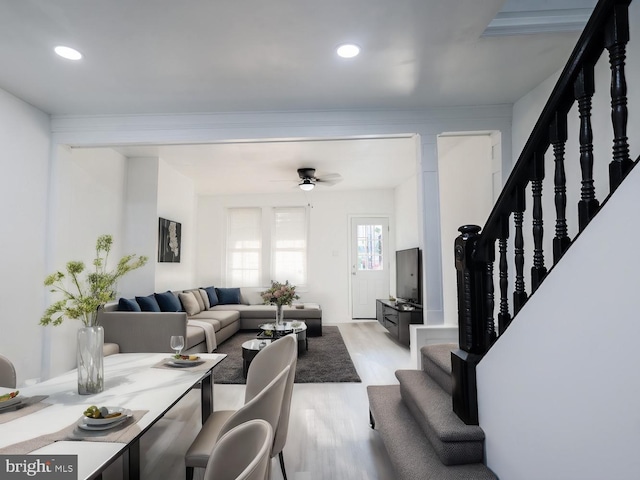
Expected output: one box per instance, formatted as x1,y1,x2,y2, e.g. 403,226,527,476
0,355,16,388
185,365,290,480
245,335,297,480
203,419,273,480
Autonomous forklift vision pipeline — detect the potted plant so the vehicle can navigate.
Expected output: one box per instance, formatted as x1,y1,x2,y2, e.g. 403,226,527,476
260,280,300,326
41,234,147,394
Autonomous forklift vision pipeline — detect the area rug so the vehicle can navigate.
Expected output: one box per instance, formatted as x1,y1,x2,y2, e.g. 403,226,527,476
213,326,361,384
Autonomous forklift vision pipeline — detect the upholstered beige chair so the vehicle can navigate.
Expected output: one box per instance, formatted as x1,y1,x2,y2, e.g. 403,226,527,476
203,419,273,480
0,355,16,388
245,335,297,480
185,366,290,480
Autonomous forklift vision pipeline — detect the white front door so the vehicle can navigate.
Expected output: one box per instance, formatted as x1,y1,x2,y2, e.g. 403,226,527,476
350,217,390,318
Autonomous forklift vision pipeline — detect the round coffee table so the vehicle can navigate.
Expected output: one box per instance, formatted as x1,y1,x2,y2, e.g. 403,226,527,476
241,339,271,378
259,321,308,354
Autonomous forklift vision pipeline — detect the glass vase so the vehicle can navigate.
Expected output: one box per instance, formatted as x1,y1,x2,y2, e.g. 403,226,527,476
275,304,284,327
77,325,104,395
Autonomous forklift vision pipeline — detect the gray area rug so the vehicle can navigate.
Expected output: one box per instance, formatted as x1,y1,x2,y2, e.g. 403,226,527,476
213,326,362,384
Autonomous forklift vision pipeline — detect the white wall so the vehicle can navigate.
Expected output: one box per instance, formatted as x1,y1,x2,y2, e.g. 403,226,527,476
119,157,159,297
155,159,197,292
196,189,396,323
479,163,640,480
0,88,50,386
437,135,494,326
45,147,129,377
394,174,420,303
394,174,420,251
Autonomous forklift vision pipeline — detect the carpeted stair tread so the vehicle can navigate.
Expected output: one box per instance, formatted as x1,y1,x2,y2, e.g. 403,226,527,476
368,385,496,480
421,343,455,395
396,369,484,465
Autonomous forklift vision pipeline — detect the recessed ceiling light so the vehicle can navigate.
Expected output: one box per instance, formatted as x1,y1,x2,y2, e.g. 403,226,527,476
54,46,83,60
336,44,360,59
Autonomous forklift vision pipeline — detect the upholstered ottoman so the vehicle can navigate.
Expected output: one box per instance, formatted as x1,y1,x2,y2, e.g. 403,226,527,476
284,303,322,336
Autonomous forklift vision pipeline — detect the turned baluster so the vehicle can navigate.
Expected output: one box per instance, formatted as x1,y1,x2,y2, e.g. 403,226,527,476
513,186,528,315
550,113,571,263
574,66,600,231
605,4,633,192
530,152,547,292
497,216,511,335
483,241,496,346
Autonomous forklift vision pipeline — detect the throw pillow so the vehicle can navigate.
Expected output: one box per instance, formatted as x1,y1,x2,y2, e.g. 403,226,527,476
240,288,262,305
203,286,219,306
136,295,161,312
188,289,205,311
118,297,141,312
199,289,211,309
155,291,182,312
179,291,201,316
216,287,241,305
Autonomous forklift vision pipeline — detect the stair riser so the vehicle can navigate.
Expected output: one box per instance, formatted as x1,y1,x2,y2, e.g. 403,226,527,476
422,356,453,395
420,344,456,395
399,382,484,466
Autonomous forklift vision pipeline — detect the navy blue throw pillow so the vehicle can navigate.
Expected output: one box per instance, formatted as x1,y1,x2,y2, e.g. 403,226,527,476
154,291,182,312
216,287,241,305
136,295,161,312
203,286,219,307
118,297,141,312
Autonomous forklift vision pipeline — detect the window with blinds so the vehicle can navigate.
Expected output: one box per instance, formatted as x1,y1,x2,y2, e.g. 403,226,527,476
226,206,308,288
226,208,262,287
272,207,307,286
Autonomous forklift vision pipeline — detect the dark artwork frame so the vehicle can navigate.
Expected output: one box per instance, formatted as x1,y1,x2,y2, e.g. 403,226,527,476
158,217,181,263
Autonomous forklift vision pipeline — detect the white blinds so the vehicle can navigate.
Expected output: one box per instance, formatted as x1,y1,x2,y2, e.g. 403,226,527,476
226,208,262,287
272,207,307,286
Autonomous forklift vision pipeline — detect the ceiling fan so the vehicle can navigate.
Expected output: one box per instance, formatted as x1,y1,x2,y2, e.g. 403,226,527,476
297,168,342,191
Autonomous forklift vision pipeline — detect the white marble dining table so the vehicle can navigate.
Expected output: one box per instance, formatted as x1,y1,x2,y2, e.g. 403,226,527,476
0,352,226,480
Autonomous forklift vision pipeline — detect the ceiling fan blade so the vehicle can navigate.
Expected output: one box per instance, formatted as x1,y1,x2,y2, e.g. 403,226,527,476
315,173,343,186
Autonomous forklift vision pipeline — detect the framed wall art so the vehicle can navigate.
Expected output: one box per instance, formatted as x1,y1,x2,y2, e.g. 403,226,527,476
158,217,181,263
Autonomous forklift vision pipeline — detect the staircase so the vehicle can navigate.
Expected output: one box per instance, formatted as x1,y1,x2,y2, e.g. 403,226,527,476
367,344,496,479
368,0,639,477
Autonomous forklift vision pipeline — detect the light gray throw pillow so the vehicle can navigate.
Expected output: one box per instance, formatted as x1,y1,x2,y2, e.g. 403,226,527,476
179,291,201,316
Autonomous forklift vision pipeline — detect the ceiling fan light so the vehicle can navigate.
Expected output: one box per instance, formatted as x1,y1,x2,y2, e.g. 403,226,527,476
299,179,315,191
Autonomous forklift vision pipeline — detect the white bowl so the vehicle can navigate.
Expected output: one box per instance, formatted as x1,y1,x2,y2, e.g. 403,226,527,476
84,407,131,425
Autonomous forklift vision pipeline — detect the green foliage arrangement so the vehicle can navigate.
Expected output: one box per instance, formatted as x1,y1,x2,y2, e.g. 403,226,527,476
41,235,148,327
260,280,300,307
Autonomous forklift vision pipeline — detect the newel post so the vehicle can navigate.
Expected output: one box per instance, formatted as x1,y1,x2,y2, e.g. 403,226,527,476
452,224,488,425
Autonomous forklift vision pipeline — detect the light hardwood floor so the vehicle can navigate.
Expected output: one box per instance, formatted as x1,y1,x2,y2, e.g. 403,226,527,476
103,321,413,480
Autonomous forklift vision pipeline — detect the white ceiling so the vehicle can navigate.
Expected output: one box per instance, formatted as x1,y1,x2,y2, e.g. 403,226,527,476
1,0,592,194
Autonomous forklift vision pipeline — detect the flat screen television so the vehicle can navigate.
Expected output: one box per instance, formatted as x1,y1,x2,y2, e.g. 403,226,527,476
396,248,422,306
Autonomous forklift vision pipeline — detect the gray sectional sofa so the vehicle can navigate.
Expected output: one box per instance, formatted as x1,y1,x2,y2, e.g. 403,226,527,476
97,287,322,354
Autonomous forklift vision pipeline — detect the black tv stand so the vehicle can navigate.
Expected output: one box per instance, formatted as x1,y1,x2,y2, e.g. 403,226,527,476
376,299,423,346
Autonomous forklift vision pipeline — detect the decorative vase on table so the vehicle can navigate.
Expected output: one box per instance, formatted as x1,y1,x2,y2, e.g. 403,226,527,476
77,312,104,395
275,304,284,327
39,234,148,396
261,280,299,330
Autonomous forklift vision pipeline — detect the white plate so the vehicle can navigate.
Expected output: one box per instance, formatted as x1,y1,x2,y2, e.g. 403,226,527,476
79,409,132,431
166,360,204,368
170,356,201,364
0,395,22,410
83,407,129,425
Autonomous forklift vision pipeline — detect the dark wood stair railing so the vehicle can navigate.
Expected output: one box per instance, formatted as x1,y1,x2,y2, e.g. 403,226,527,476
453,0,637,425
